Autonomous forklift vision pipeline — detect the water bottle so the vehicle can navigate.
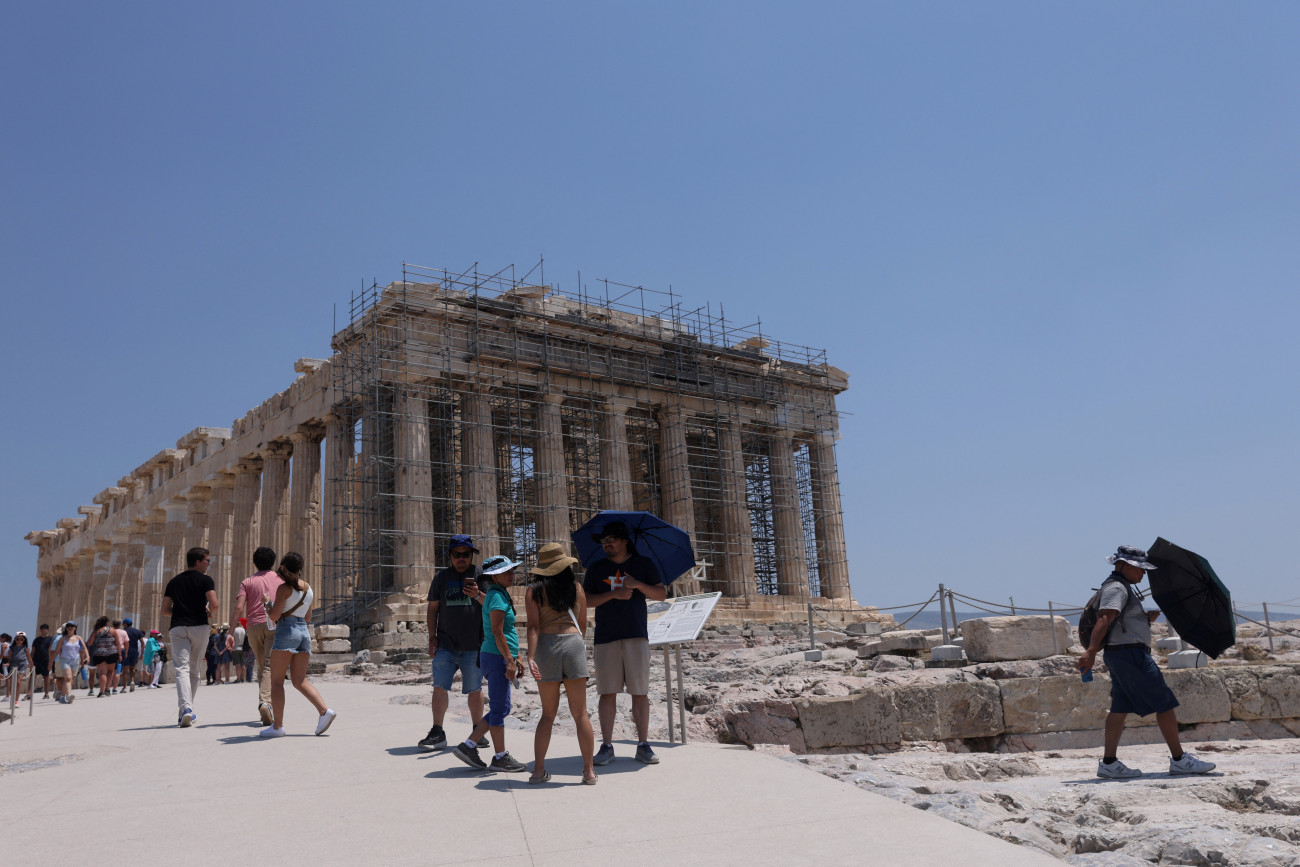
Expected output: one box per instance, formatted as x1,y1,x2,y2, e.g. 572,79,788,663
1081,667,1093,683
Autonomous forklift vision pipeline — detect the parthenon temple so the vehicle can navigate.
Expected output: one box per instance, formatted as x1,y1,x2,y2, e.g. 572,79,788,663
27,263,863,647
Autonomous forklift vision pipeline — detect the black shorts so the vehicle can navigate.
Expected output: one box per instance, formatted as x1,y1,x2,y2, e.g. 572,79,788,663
91,654,117,666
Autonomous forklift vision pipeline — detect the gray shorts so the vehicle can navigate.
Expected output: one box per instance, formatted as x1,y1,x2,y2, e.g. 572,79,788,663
533,633,588,683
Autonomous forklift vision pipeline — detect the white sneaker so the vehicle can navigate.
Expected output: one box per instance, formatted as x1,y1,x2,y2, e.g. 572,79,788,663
315,709,337,736
259,726,286,738
1096,759,1142,779
1169,752,1216,775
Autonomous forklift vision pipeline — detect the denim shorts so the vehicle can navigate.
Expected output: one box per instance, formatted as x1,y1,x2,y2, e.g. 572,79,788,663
1104,644,1180,716
481,652,512,727
272,617,312,654
431,648,482,693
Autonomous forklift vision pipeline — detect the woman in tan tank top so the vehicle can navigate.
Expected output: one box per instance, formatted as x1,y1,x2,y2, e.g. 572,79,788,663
525,542,597,785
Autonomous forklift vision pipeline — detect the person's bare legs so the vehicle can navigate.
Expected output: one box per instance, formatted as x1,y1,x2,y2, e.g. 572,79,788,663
631,694,650,743
432,685,449,727
533,681,561,777
289,652,328,716
1103,712,1127,759
96,663,112,695
565,678,596,781
1156,709,1184,757
269,650,291,728
467,690,484,729
598,693,617,743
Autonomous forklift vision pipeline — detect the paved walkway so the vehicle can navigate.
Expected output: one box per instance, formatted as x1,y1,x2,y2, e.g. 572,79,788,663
1,679,1061,865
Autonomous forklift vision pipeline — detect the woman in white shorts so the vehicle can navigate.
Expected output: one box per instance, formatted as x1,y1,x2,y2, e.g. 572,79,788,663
525,542,597,785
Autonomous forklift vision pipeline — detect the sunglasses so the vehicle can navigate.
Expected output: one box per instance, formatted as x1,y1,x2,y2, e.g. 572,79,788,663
450,550,473,559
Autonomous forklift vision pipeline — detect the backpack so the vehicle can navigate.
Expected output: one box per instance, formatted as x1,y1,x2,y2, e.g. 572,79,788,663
1078,575,1128,648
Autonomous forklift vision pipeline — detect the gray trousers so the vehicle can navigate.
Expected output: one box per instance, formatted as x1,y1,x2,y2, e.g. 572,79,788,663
169,625,210,711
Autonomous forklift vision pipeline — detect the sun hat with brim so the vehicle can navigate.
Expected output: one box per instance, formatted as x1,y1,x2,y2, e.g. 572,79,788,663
1107,544,1158,571
531,542,579,577
482,555,522,575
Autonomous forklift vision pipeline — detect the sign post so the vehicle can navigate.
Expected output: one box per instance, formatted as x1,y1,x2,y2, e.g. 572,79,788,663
647,592,723,744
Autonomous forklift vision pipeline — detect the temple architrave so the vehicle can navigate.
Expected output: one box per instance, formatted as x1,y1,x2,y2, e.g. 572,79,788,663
27,264,875,651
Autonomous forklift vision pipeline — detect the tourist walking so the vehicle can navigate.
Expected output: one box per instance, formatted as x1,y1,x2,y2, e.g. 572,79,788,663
230,620,246,683
418,534,488,752
234,546,282,725
111,620,129,692
205,625,220,686
1078,545,1217,779
52,622,87,703
525,543,597,785
451,555,526,773
582,520,666,766
216,623,232,683
260,551,336,738
5,632,34,702
31,624,53,699
88,616,121,697
162,546,220,727
142,630,164,688
122,618,144,691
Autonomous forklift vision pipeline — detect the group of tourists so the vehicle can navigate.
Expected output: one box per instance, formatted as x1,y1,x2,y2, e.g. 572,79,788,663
422,520,664,785
2,619,167,704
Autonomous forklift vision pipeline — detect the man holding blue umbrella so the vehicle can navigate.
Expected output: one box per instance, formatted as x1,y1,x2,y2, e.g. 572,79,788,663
582,520,667,766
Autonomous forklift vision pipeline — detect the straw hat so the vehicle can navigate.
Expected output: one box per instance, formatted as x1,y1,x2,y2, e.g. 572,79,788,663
531,542,578,577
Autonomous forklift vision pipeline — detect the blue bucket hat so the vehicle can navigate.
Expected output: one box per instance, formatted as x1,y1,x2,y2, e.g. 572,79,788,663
481,555,522,575
446,534,479,554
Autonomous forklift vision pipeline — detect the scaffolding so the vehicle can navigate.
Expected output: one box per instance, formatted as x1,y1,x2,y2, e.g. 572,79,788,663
323,260,849,623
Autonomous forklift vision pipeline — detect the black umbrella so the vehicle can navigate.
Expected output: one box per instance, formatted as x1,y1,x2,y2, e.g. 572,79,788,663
1145,537,1236,658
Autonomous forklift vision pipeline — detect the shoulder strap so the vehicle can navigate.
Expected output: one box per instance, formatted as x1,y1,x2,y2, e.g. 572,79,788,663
567,608,582,632
282,583,312,618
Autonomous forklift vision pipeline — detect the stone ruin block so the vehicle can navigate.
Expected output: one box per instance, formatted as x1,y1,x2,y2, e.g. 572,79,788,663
856,630,932,658
845,621,883,637
314,625,349,640
1000,674,1113,733
893,680,1004,741
961,615,1071,662
1221,664,1300,720
1162,668,1231,724
796,690,900,749
318,639,352,653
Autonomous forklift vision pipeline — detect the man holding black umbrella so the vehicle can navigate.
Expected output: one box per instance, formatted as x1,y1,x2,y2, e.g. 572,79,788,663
583,520,667,767
1078,545,1216,779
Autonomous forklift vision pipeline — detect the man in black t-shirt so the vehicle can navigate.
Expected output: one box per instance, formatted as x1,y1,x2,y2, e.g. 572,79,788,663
417,534,488,752
31,624,53,699
161,546,219,728
582,520,666,767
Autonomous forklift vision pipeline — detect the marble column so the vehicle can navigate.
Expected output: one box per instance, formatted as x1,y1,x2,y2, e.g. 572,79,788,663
811,431,851,600
598,398,634,510
90,542,113,622
769,431,810,599
534,394,571,550
289,424,325,577
208,474,236,618
143,510,168,631
184,485,212,556
106,532,129,620
324,412,353,604
462,385,498,546
163,500,189,580
74,553,95,629
260,441,293,559
656,403,697,536
124,521,148,625
230,456,263,600
395,391,435,595
718,417,757,599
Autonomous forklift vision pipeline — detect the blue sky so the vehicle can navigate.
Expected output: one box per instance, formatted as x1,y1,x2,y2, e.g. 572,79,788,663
3,3,1298,628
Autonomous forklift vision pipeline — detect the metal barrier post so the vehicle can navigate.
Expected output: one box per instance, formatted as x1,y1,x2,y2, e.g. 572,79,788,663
1048,601,1059,655
948,591,959,637
664,645,675,744
807,603,816,651
675,644,687,744
1009,596,1016,615
938,584,949,644
1263,603,1275,653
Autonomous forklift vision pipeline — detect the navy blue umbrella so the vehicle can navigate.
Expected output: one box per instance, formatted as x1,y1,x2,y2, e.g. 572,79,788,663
571,511,696,585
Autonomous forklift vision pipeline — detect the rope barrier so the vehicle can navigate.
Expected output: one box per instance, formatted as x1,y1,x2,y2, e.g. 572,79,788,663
881,592,939,633
1235,612,1300,640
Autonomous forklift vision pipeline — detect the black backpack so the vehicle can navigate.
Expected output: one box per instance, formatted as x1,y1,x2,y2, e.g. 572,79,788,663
1078,576,1126,648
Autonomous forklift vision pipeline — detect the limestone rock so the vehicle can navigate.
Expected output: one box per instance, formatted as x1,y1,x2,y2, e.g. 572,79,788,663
962,616,1072,662
319,639,351,653
352,649,371,665
724,700,806,751
796,690,900,749
315,624,349,639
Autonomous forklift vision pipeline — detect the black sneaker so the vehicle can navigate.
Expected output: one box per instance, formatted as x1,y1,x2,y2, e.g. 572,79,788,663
489,752,527,772
476,735,490,749
452,743,487,770
418,726,447,752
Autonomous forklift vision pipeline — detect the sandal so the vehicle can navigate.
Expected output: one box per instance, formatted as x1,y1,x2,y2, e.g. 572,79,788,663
528,771,551,785
582,773,598,785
